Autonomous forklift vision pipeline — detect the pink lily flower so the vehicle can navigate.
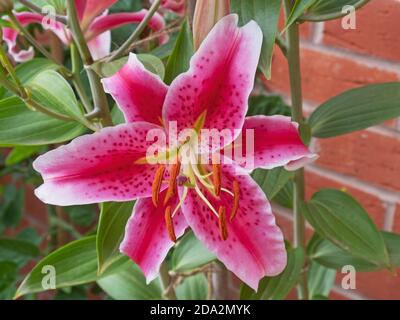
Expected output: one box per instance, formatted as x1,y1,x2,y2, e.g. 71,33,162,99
32,15,316,290
2,0,167,62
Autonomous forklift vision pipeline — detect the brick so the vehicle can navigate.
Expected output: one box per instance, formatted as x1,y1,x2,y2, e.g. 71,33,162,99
329,290,351,300
336,269,400,300
323,0,400,62
305,171,386,228
315,130,400,192
392,204,400,233
264,47,399,104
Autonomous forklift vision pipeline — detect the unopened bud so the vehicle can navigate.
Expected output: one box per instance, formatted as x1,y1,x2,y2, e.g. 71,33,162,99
193,0,230,50
0,0,13,14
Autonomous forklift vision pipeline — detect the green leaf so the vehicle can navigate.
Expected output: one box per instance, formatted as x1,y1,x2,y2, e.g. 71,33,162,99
273,181,293,209
0,261,17,298
0,58,58,99
0,186,24,229
91,54,165,79
247,95,291,117
307,261,336,299
64,205,97,227
308,231,400,272
111,105,125,125
164,19,193,84
97,201,134,274
15,236,98,298
302,189,390,267
0,96,86,146
284,0,318,31
0,238,39,267
171,231,215,272
252,167,295,200
27,70,85,121
231,0,281,79
301,0,370,21
5,145,43,166
240,247,305,300
309,83,400,138
176,274,208,300
97,259,163,300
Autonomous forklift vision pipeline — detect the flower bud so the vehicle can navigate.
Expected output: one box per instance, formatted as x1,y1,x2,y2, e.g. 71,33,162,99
193,0,230,50
0,0,13,14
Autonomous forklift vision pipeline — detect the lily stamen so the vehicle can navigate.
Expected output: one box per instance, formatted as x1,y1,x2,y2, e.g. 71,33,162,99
164,161,181,205
164,206,176,242
230,180,240,221
212,163,222,196
151,166,165,207
218,206,228,241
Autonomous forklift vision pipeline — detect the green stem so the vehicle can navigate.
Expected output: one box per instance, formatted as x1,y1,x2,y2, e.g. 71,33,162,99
66,0,112,127
70,43,93,114
284,0,308,300
159,262,177,300
106,0,162,62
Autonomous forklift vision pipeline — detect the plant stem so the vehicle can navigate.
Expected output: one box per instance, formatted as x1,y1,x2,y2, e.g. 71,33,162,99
70,43,93,114
106,0,162,62
159,262,177,300
17,0,68,24
284,0,308,300
66,0,112,127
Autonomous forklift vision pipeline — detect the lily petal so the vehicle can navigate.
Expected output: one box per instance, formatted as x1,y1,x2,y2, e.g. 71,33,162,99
79,0,118,30
120,192,188,283
226,115,318,171
87,30,111,60
163,14,262,151
33,123,165,206
102,53,168,125
181,164,287,290
87,10,168,44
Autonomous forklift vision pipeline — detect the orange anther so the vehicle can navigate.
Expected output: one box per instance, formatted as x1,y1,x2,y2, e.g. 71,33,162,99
165,206,177,242
218,206,228,241
230,180,240,221
212,163,222,196
152,166,165,207
164,161,181,205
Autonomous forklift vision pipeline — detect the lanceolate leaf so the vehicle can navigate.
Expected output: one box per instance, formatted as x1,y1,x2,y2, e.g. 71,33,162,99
309,82,400,138
5,146,43,166
176,274,208,300
0,237,39,267
97,201,134,274
97,259,163,300
240,247,305,300
301,0,370,22
0,59,58,99
27,70,85,122
252,167,294,200
308,232,400,272
302,189,390,267
307,261,336,299
0,97,86,146
284,0,318,31
171,232,215,272
231,0,282,79
164,19,193,84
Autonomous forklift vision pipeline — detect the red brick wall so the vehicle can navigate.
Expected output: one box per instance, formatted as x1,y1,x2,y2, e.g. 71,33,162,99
266,0,400,300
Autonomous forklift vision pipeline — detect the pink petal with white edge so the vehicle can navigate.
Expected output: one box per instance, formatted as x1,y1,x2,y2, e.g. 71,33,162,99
226,115,318,171
79,0,118,30
181,164,287,291
163,14,262,151
102,53,168,125
33,122,166,206
87,10,168,44
120,192,188,283
87,30,111,60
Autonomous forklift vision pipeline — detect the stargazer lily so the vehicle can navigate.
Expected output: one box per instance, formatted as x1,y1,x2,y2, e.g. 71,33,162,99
2,0,167,62
33,15,316,290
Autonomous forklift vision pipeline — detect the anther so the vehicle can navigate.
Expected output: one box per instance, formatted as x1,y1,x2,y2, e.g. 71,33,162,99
218,206,228,241
230,180,240,221
152,166,165,207
164,161,181,205
212,163,222,196
165,206,177,242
